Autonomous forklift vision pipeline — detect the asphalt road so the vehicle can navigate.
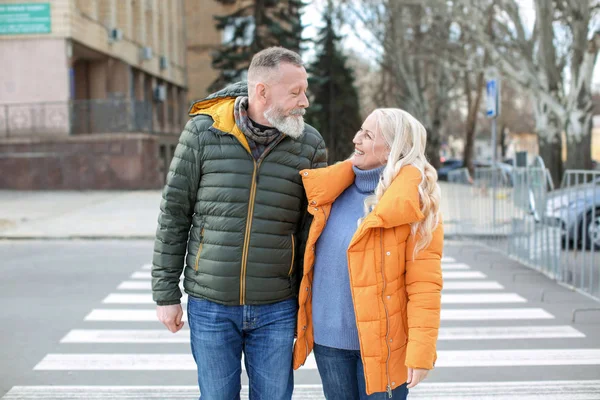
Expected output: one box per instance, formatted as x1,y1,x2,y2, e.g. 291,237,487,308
1,240,600,399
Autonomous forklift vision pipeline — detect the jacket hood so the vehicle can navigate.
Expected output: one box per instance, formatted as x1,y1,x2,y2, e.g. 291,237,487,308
301,161,425,229
188,81,248,116
187,81,250,153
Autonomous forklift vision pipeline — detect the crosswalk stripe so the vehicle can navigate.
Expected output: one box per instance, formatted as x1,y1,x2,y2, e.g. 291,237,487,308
437,349,600,367
33,349,600,371
5,381,600,400
103,292,526,305
59,324,585,344
118,281,153,290
443,281,504,290
409,380,600,399
130,271,151,279
441,308,554,320
441,256,456,263
33,353,318,371
141,264,152,270
60,329,190,343
438,325,585,340
84,309,179,322
0,385,323,400
441,263,470,270
84,307,555,322
442,293,526,304
443,271,486,279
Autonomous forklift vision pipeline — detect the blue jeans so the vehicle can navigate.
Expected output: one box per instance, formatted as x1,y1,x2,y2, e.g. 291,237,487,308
314,344,409,400
187,295,297,400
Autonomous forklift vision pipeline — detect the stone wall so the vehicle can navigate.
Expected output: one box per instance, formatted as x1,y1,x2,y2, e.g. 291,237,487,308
0,133,177,190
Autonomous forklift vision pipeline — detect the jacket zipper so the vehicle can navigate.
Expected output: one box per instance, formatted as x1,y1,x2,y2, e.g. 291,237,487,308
288,234,296,276
239,135,286,305
380,228,393,398
239,160,258,304
194,227,205,272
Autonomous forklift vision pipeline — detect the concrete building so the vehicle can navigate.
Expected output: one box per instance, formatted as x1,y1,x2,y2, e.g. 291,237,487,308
0,0,188,189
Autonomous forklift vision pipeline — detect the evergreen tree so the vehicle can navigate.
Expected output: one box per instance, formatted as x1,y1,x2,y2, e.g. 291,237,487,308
305,3,362,163
210,0,304,92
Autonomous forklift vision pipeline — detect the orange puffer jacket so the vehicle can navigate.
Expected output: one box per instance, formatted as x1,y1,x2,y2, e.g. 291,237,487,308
292,161,444,395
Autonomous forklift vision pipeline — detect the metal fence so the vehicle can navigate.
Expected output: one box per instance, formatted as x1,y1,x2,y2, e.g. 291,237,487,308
445,163,600,300
0,100,171,137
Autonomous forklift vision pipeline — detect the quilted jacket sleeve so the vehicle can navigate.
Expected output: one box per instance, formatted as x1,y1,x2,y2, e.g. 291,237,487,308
404,218,444,370
152,119,203,305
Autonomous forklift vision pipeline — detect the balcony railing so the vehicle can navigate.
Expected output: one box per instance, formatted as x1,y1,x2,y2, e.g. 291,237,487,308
0,100,180,137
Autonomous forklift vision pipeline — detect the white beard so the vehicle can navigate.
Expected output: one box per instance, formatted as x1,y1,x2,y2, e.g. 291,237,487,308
264,106,305,139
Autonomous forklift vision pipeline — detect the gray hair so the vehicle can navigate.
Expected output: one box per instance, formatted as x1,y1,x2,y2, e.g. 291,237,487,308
247,47,303,97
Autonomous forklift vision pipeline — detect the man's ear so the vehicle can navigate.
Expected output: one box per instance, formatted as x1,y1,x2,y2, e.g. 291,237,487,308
255,82,268,104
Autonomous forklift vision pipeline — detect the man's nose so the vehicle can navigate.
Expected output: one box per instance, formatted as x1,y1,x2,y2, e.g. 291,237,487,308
299,92,309,108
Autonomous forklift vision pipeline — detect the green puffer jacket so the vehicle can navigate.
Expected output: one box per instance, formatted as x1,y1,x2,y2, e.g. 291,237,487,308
152,82,327,306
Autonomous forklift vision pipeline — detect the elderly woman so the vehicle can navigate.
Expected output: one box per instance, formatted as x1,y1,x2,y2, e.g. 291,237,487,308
293,108,444,399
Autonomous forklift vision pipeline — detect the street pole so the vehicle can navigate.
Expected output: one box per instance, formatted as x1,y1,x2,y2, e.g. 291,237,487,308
486,70,500,229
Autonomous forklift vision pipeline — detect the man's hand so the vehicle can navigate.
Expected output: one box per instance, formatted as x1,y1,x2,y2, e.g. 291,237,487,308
157,304,184,333
406,367,429,389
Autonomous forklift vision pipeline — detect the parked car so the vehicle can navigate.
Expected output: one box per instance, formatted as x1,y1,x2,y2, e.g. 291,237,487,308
545,177,600,250
437,159,463,181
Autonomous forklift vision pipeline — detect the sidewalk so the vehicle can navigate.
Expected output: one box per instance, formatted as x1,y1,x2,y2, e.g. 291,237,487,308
0,185,453,240
0,190,162,239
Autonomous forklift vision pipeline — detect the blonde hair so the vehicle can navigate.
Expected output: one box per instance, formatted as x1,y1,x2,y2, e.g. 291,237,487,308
362,108,441,259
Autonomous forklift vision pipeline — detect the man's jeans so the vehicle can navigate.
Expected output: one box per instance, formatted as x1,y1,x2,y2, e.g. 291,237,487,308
314,343,409,400
187,295,297,400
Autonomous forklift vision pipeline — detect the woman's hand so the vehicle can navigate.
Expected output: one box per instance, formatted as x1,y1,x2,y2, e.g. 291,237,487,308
406,367,429,388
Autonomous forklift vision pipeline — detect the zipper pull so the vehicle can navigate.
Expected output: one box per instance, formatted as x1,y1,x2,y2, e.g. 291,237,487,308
387,385,393,398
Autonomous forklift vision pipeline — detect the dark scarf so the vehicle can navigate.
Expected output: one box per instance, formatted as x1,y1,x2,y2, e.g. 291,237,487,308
234,96,281,146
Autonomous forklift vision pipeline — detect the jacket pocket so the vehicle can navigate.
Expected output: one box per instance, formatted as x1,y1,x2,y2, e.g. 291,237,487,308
287,233,296,276
194,227,205,272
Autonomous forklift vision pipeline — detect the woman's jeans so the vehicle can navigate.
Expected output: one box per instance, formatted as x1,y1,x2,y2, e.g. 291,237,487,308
187,295,297,400
314,343,409,400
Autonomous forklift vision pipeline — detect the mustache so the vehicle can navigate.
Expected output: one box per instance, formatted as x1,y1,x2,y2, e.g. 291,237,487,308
289,108,306,116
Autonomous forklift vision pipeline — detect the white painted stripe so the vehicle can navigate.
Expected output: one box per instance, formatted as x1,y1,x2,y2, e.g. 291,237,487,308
441,263,470,270
61,325,584,344
441,256,456,263
118,281,151,290
5,382,600,400
441,308,554,320
409,380,600,399
141,264,152,270
443,271,486,279
34,353,318,371
61,329,190,343
118,281,184,290
84,307,555,322
438,325,585,340
442,293,527,304
130,271,151,279
33,349,600,371
437,349,600,367
443,281,504,290
103,294,189,304
84,309,183,322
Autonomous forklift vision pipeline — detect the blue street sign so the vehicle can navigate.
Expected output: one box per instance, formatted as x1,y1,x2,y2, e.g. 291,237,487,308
486,79,497,118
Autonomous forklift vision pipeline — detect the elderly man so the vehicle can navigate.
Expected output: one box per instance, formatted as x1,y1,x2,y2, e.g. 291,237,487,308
152,47,326,399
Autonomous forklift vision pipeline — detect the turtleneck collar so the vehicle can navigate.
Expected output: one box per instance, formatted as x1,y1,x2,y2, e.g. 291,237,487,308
352,165,385,194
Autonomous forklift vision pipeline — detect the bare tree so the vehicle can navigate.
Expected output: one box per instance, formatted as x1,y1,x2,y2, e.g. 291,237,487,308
341,0,463,169
458,0,600,184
